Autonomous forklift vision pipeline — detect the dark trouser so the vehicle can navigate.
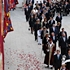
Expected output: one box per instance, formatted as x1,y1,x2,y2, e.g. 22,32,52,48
44,53,49,65
61,47,67,55
34,30,37,41
54,67,60,70
31,27,33,34
26,15,29,21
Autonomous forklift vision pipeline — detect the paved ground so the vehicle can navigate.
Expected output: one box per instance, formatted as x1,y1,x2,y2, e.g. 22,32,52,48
4,8,70,70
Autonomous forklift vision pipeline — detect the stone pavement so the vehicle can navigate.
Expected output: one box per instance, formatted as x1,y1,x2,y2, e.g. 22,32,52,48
4,8,70,70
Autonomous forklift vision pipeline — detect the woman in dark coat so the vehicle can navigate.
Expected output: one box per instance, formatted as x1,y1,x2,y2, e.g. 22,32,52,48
42,33,50,66
29,15,34,34
42,18,49,29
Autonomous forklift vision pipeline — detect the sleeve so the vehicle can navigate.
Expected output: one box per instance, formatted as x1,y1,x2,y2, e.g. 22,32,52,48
37,30,40,36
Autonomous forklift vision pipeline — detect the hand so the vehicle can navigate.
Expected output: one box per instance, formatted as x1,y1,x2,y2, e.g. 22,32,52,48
68,44,70,46
47,49,49,52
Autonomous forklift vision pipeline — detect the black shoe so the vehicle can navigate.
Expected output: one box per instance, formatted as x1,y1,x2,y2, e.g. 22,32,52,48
47,65,49,68
45,66,49,68
31,32,33,34
28,28,30,31
50,67,53,69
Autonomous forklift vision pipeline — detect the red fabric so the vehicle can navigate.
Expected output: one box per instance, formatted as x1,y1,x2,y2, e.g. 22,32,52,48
9,0,19,9
4,0,14,38
0,0,4,70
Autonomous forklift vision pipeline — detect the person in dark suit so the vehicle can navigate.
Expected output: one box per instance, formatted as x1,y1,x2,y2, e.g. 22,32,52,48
59,32,67,55
29,15,34,34
48,17,55,29
66,49,70,70
64,2,70,16
45,8,50,21
50,24,58,36
42,33,50,67
25,6,30,21
53,49,62,70
34,19,41,41
42,18,49,29
56,22,61,39
39,1,42,8
59,28,67,39
56,13,62,27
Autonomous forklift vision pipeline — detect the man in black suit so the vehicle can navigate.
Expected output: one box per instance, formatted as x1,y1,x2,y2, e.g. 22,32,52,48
25,6,30,21
50,24,58,36
34,19,41,41
59,32,67,55
56,13,62,26
48,17,55,29
53,49,62,70
59,28,67,39
64,2,70,16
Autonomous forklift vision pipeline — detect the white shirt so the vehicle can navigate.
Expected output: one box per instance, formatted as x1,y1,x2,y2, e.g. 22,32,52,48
49,42,53,48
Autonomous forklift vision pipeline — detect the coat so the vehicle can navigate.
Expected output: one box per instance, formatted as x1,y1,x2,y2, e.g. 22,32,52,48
59,36,67,55
53,54,62,70
29,17,34,27
48,20,55,28
56,16,62,23
43,39,55,65
66,55,70,70
50,26,58,35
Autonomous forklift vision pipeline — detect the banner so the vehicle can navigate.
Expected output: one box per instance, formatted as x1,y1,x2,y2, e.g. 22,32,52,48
3,0,14,38
0,0,4,70
9,0,18,10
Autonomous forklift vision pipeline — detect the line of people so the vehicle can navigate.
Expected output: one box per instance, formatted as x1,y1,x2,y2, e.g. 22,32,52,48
24,0,70,70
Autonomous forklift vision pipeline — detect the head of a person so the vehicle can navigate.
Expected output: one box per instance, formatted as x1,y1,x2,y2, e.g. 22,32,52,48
57,13,60,16
36,1,38,3
49,38,53,43
50,16,53,20
31,15,33,18
51,32,55,36
44,18,47,22
43,26,46,30
62,28,64,32
45,33,49,38
40,1,42,3
36,19,40,24
68,49,70,55
57,22,61,26
56,49,60,54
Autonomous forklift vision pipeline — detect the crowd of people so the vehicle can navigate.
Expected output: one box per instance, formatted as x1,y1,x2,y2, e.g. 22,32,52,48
24,0,70,70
